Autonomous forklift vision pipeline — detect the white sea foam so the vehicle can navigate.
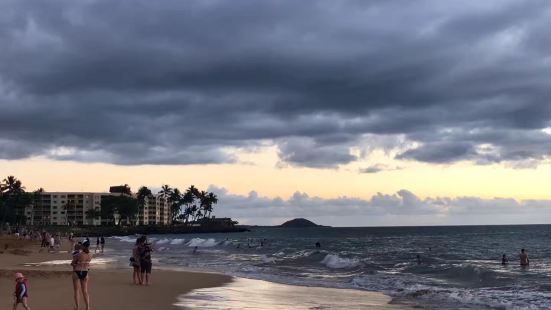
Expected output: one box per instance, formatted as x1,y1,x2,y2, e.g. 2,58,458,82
261,255,276,264
112,236,135,243
321,254,360,269
187,238,217,247
27,257,116,266
170,238,185,245
156,238,170,245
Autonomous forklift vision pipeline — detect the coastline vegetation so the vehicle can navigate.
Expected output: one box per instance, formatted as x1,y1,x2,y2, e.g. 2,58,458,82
0,175,242,234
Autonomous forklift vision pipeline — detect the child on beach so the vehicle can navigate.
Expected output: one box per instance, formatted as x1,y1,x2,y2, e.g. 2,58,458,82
13,272,30,310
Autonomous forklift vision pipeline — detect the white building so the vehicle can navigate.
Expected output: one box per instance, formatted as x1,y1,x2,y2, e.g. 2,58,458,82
25,190,171,226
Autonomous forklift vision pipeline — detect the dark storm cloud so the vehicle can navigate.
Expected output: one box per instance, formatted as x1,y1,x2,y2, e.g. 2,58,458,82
1,0,551,166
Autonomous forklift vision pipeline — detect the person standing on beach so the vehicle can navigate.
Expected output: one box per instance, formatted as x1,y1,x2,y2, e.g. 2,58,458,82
13,272,30,310
520,249,529,266
71,240,92,310
139,236,153,285
95,237,100,253
100,235,105,253
131,238,142,285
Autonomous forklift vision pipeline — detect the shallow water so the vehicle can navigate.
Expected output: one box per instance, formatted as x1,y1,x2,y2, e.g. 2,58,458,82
104,225,551,309
176,277,400,309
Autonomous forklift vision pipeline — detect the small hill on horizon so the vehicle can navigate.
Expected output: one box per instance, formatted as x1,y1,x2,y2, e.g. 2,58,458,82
279,218,322,228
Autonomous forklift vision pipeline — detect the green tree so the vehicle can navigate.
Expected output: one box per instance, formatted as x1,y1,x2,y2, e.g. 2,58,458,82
85,208,101,225
63,202,76,226
169,188,182,223
137,186,153,225
117,196,139,226
0,176,27,232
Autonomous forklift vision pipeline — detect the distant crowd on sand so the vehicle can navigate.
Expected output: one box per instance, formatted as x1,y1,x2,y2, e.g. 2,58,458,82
9,228,155,310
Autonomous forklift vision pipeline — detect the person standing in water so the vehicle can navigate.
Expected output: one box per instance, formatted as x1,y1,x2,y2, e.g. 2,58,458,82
501,254,509,265
520,249,529,266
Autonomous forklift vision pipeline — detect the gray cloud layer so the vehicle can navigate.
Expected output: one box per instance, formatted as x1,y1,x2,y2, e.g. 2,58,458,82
210,186,551,226
1,0,551,167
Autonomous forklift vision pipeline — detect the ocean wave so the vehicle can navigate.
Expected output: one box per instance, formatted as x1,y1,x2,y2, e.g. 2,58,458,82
187,238,218,247
112,236,136,243
170,238,186,245
261,255,276,264
156,238,170,245
321,254,361,269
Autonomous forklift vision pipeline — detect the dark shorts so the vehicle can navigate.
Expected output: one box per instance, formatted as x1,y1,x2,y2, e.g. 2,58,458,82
16,294,28,303
140,260,152,273
74,271,89,280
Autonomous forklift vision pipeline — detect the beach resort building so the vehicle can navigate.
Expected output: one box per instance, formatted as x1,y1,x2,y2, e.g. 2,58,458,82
23,188,172,226
138,195,171,226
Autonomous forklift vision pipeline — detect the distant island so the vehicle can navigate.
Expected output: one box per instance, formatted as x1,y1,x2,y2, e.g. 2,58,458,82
280,218,325,228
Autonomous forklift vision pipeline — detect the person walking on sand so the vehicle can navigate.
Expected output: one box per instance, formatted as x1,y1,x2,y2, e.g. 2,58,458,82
520,249,529,266
13,272,30,310
95,237,100,253
71,240,92,310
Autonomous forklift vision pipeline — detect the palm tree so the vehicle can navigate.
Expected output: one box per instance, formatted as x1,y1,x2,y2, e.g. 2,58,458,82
198,190,209,220
206,192,218,218
0,176,26,232
31,188,45,226
137,186,153,225
85,208,101,225
182,189,195,224
169,188,182,223
159,184,173,198
63,202,76,226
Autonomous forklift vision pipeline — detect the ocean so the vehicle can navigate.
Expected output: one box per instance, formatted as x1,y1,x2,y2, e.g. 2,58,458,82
105,225,551,309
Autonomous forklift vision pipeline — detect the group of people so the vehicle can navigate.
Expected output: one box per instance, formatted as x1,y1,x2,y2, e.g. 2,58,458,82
502,248,530,266
131,235,154,286
13,233,154,310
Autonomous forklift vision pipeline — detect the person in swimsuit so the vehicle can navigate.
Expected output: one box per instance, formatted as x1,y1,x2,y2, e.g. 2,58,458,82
13,272,30,310
132,238,143,285
71,240,92,310
520,249,529,266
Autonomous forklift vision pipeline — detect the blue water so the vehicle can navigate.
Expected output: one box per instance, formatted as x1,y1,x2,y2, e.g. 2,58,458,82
107,225,551,309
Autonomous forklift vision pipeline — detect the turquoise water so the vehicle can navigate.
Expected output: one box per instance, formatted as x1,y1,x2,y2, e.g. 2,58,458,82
108,225,551,309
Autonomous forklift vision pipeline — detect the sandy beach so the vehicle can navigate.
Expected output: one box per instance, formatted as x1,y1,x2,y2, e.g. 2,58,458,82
0,237,230,310
0,236,405,309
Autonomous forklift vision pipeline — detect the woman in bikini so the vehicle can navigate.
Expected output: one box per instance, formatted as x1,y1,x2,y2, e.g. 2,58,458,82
71,240,92,310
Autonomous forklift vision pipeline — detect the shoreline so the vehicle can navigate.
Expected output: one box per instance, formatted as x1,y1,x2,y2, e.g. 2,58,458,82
0,236,407,309
0,237,232,309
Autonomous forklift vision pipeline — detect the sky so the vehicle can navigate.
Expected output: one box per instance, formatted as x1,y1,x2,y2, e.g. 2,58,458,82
1,0,551,226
